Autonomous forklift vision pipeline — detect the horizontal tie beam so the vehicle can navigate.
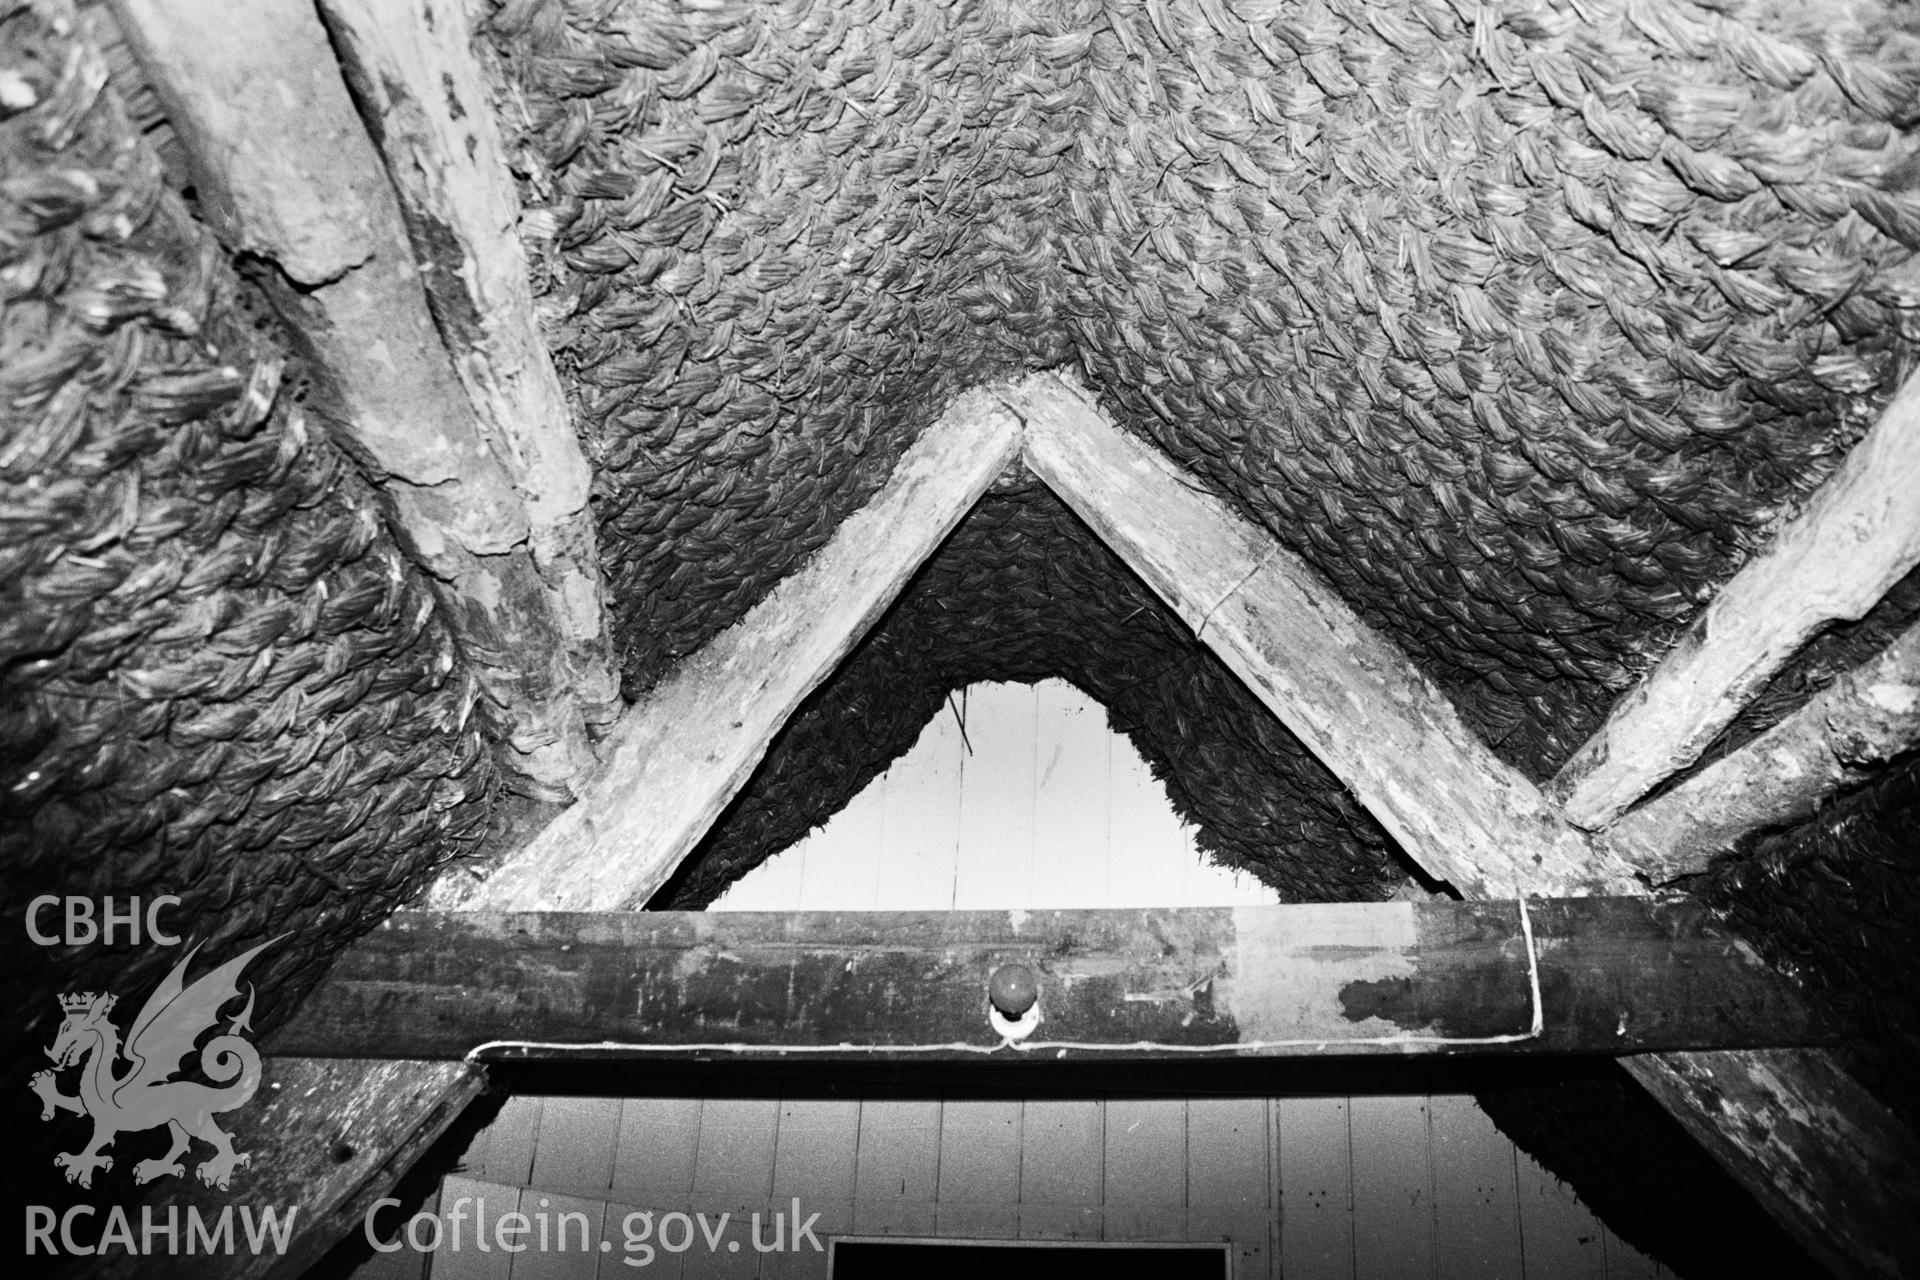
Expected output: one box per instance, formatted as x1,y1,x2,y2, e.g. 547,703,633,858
269,898,1831,1062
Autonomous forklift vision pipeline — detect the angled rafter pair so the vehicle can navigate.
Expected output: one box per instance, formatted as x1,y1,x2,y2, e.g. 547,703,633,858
115,355,1920,1277
116,0,1920,877
428,369,1639,913
111,0,1920,901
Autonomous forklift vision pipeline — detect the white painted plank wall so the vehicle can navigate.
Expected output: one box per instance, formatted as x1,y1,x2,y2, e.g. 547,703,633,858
423,1091,1651,1280
414,680,1668,1280
717,680,1280,911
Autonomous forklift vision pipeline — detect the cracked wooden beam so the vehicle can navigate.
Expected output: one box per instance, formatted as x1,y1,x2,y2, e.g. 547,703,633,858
312,0,615,728
104,0,613,794
1011,371,1636,899
1515,369,1920,1275
1606,617,1920,882
1553,373,1920,830
1621,1050,1920,1280
428,386,1025,912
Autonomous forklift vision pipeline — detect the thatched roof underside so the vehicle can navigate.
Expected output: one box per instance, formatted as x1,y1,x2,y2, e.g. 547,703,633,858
5,0,1920,1274
507,0,1920,1143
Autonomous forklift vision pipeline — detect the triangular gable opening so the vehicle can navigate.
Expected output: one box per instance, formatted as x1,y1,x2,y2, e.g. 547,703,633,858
433,371,1615,914
706,678,1289,914
653,474,1402,913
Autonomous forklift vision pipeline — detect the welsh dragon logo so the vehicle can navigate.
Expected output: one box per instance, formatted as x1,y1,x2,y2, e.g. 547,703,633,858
30,937,279,1190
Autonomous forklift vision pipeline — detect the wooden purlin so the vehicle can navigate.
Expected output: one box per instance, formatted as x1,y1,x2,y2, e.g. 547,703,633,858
102,354,1911,1273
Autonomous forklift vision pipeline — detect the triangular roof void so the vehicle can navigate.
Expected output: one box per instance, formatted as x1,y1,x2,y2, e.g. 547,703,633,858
705,678,1286,912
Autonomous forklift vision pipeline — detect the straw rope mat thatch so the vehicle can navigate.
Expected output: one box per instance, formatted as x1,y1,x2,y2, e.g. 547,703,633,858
489,0,1920,766
0,0,498,1082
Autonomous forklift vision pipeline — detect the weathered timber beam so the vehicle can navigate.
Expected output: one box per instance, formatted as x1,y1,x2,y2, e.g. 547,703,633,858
1607,617,1920,881
92,7,580,1272
104,0,611,791
1553,375,1920,830
1543,608,1920,1276
100,1059,485,1280
427,388,1025,911
1622,1051,1920,1280
1372,888,1916,1280
1010,371,1635,898
312,0,615,725
264,899,1831,1061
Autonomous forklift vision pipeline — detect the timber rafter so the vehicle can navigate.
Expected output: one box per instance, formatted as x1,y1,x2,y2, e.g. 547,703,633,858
106,0,617,796
1604,616,1920,881
1010,372,1638,899
1552,367,1920,830
443,370,1641,910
